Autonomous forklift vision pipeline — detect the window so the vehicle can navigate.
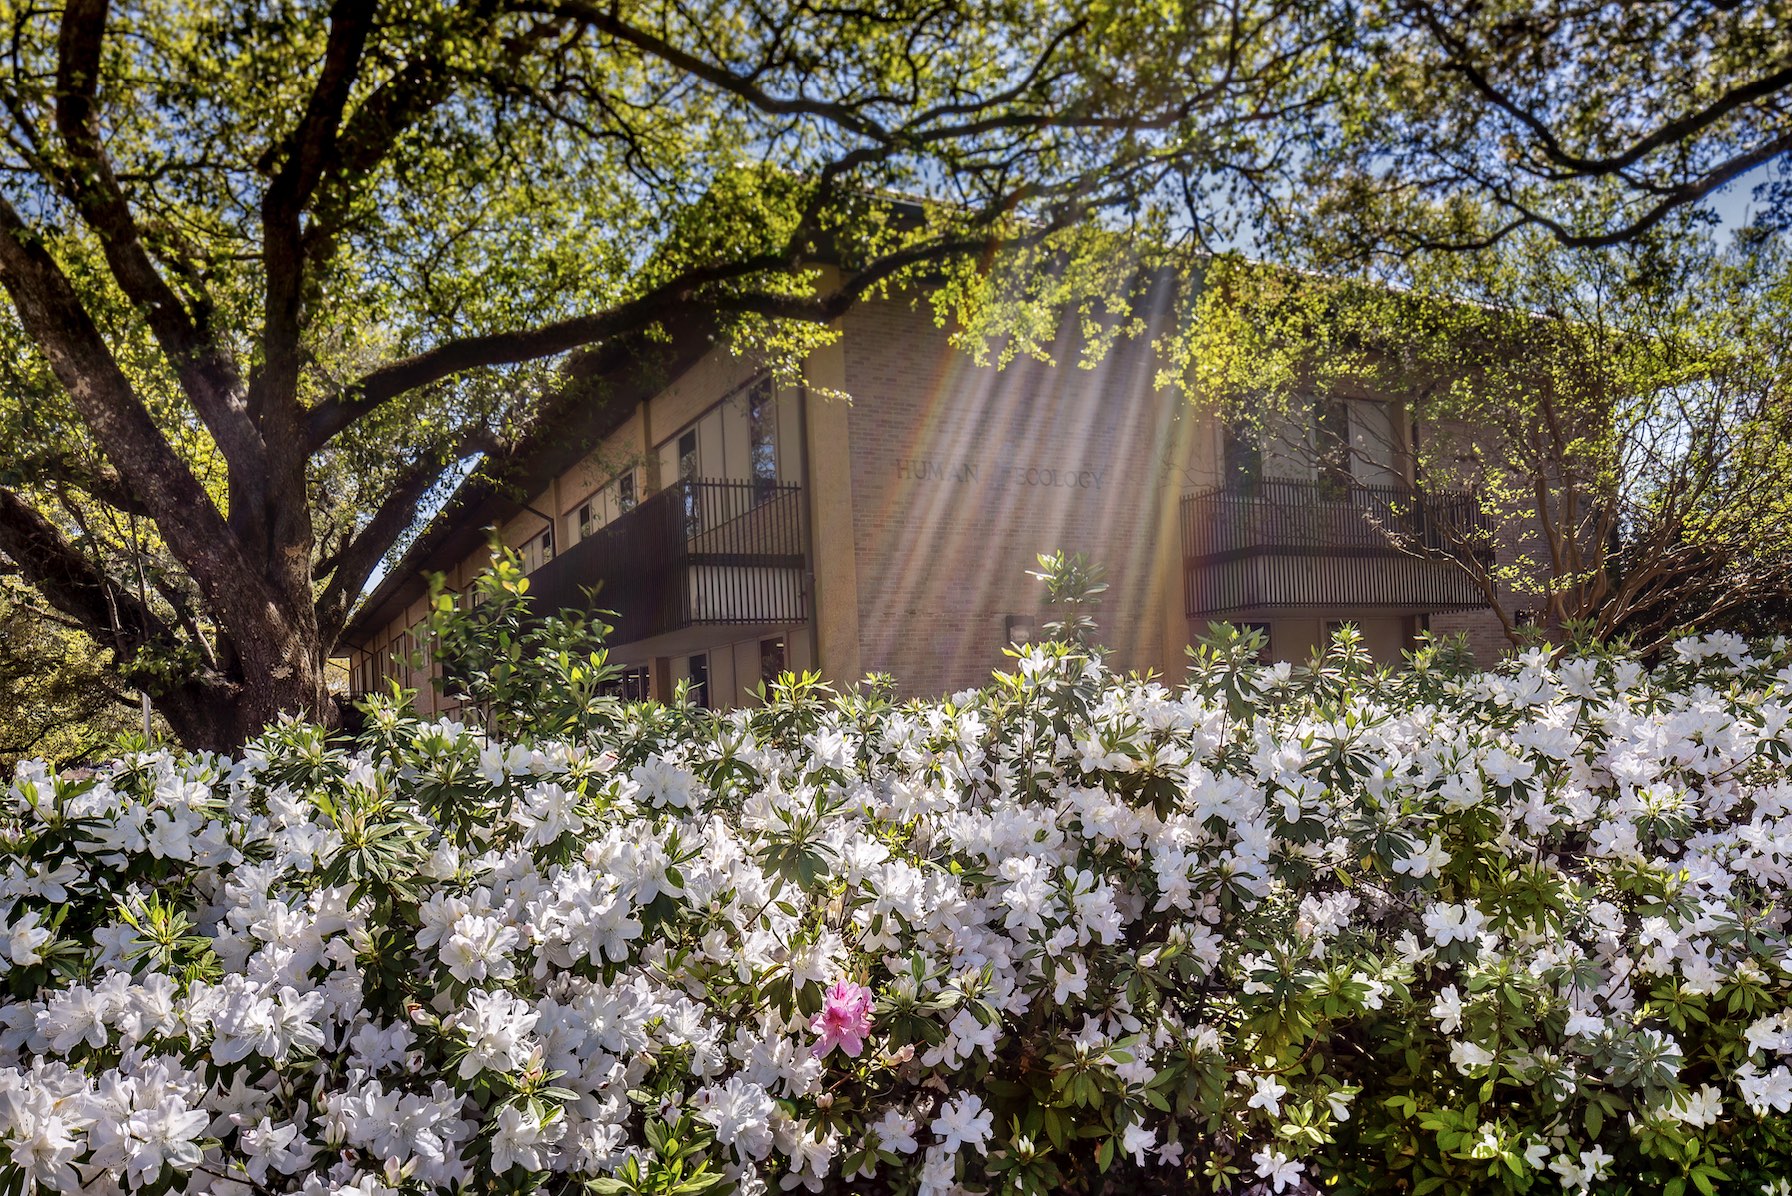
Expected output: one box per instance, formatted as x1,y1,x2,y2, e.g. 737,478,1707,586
624,666,651,701
760,637,786,684
576,470,638,542
1347,398,1402,487
687,653,709,709
677,429,701,536
1234,620,1272,663
1223,422,1262,495
1316,398,1351,500
522,528,553,572
749,379,778,504
678,429,699,480
603,665,653,701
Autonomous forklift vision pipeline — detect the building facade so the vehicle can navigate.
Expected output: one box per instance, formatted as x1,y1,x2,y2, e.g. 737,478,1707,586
341,296,1512,714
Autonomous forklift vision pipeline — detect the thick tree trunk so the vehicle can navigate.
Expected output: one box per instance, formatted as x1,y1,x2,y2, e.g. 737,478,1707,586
226,635,336,748
152,696,236,756
151,628,337,754
151,433,338,752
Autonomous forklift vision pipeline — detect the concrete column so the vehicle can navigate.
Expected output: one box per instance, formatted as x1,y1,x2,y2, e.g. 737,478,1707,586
802,338,862,685
642,396,662,492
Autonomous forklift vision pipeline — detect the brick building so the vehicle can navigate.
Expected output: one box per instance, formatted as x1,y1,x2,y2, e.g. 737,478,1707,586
340,293,1515,714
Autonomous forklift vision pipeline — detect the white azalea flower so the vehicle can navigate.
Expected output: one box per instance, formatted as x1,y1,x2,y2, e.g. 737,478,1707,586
929,1093,993,1155
1252,1148,1305,1193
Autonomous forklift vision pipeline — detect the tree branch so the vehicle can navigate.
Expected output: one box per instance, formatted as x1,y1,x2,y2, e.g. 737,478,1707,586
1,451,152,518
0,482,166,656
1407,0,1792,182
307,211,1026,453
305,251,798,449
1427,130,1792,252
53,0,252,454
251,0,379,429
314,428,502,645
539,0,897,144
0,190,278,633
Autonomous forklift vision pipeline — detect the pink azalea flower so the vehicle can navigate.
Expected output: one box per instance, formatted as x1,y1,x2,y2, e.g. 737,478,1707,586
810,980,875,1059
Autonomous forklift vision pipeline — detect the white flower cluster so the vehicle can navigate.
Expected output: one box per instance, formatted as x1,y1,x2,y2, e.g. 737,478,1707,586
0,633,1789,1194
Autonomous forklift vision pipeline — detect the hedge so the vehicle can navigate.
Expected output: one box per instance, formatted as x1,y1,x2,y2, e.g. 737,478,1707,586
1,627,1790,1195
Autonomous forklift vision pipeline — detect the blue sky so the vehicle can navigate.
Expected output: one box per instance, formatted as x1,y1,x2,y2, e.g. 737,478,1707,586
1706,163,1777,233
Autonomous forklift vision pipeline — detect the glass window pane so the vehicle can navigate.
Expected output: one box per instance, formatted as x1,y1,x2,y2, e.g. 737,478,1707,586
688,653,709,709
750,380,777,502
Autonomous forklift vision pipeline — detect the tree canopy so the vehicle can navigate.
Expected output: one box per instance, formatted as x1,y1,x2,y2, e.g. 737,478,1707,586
2,0,1792,748
0,0,1347,747
1284,0,1792,259
0,576,151,767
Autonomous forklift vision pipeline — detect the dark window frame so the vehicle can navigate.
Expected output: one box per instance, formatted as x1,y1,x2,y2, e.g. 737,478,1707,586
760,636,786,684
688,653,710,709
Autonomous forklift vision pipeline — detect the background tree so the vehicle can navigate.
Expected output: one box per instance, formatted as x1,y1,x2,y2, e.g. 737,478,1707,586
0,0,1350,749
1174,0,1792,653
1180,223,1792,652
1292,0,1792,258
0,575,150,768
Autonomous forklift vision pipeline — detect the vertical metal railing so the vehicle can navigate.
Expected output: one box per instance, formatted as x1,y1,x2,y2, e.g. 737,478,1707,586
1183,480,1492,561
1180,480,1493,615
524,479,806,641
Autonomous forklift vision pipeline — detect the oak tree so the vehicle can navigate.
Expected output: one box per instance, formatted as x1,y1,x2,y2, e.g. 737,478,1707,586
0,0,1339,748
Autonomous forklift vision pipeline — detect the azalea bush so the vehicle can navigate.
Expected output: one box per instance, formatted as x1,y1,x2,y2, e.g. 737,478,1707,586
1,625,1792,1195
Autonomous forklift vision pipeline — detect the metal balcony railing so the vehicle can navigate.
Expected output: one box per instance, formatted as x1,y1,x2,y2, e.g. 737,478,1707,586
525,479,806,643
1181,480,1493,616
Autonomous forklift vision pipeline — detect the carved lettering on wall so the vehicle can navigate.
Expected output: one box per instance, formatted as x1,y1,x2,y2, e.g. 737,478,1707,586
894,457,1105,490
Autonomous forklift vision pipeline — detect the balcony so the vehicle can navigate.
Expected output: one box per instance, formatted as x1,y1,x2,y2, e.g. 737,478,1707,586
1181,480,1493,617
526,479,807,643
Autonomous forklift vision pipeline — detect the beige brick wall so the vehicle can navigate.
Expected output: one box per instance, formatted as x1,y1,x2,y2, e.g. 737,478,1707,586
839,299,1193,696
1427,609,1515,666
